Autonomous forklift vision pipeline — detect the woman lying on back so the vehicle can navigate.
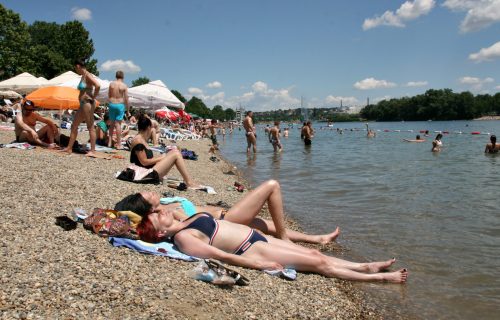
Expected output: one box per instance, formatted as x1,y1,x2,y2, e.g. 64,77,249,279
136,199,409,283
115,180,340,244
130,114,200,187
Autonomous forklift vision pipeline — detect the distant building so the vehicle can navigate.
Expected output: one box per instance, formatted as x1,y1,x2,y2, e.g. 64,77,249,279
235,106,245,123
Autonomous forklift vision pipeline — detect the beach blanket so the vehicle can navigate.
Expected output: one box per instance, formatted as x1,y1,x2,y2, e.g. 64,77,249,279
0,142,35,150
108,237,297,280
109,237,197,261
86,144,117,153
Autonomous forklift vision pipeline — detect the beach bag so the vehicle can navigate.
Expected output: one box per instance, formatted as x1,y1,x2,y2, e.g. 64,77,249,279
83,208,135,238
116,164,161,184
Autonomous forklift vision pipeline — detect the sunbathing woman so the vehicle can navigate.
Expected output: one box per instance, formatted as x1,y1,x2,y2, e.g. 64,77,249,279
137,204,408,283
61,59,100,156
115,180,340,244
130,115,199,187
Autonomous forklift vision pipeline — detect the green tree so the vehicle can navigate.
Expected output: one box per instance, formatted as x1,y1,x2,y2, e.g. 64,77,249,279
186,96,211,118
171,90,186,103
0,4,32,80
132,76,150,87
211,105,225,120
28,20,98,77
224,108,236,121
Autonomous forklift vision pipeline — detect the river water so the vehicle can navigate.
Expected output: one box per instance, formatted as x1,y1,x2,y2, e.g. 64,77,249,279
218,120,500,320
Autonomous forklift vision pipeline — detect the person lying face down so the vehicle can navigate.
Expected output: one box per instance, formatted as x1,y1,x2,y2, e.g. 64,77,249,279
115,180,340,245
135,199,409,283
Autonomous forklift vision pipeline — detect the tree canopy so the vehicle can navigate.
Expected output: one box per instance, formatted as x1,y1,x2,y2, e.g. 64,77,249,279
131,76,150,87
0,4,98,80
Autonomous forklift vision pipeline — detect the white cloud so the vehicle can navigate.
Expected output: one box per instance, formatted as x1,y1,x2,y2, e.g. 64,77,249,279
324,95,359,106
363,0,435,30
496,85,500,90
459,76,495,91
406,81,428,87
373,95,393,103
251,81,268,93
188,87,203,95
354,78,397,90
99,59,141,73
206,81,222,89
443,0,500,32
71,7,92,21
469,41,500,62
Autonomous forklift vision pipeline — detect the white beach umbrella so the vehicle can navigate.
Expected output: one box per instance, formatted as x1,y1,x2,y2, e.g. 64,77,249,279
46,71,80,86
0,90,23,99
0,72,47,94
128,80,184,110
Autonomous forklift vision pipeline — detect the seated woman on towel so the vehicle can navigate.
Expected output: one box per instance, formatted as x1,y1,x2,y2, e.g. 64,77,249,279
115,180,340,245
135,182,409,283
130,114,200,187
14,100,59,148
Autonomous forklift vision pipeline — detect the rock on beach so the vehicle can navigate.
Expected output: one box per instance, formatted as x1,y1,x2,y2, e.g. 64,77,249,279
0,127,384,320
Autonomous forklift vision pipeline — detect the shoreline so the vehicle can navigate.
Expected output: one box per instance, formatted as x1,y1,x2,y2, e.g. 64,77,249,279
1,127,394,319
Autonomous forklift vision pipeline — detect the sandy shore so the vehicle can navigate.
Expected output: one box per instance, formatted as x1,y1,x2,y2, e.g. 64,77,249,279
0,125,387,319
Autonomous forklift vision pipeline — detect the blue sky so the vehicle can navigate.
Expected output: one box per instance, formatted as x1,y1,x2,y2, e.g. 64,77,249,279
4,0,500,111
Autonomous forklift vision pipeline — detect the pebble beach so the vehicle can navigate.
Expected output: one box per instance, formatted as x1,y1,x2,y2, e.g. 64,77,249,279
0,127,390,320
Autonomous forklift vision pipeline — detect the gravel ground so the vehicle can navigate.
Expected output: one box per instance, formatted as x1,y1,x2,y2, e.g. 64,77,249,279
0,126,385,320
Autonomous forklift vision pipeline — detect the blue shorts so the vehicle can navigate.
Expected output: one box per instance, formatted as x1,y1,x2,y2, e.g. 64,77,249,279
108,103,125,121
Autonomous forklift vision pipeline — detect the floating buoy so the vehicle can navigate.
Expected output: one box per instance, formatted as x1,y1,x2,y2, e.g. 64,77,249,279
471,132,480,135
442,131,449,134
384,129,390,132
419,130,426,133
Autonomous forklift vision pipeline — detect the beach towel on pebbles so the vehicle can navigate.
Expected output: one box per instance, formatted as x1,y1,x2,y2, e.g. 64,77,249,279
109,237,197,262
0,142,35,150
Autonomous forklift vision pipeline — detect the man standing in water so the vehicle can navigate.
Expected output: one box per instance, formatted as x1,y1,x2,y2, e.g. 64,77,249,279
268,121,282,152
301,121,313,146
243,110,257,153
108,70,129,149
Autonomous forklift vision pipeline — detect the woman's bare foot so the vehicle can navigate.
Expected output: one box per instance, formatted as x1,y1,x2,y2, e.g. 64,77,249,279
85,151,97,158
366,258,397,273
379,268,408,284
59,147,72,154
317,227,341,244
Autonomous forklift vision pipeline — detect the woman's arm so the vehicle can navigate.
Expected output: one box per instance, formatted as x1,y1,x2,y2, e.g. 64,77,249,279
135,149,162,167
87,74,100,99
175,232,282,270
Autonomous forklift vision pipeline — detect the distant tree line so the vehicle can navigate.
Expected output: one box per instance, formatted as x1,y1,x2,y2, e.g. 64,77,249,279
360,89,500,121
252,107,361,122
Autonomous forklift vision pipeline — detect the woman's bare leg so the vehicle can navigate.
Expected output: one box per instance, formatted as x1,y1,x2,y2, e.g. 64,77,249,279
82,103,96,155
226,180,287,240
245,243,408,283
265,236,396,273
153,149,197,186
61,108,85,154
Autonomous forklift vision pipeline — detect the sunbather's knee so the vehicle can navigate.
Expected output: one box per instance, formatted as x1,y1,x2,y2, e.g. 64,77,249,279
265,179,281,190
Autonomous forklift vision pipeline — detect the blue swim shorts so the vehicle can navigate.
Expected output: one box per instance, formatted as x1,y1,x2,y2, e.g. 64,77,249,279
108,103,125,121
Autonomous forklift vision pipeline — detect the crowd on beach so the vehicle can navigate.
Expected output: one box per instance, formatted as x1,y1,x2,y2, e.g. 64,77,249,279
0,59,418,286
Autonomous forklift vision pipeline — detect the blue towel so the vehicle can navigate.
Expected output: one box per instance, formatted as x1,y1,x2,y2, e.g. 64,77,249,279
109,237,197,262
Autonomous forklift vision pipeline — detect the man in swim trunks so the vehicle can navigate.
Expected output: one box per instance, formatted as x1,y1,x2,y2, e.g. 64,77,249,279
108,70,129,149
14,100,58,148
209,119,223,147
243,111,257,153
301,121,313,146
268,121,282,152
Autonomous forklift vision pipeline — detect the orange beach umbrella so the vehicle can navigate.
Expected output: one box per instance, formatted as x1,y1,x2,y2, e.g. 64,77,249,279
26,86,99,110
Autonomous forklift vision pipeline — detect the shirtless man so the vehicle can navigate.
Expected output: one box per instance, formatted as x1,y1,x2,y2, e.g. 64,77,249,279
268,121,282,152
243,111,257,153
14,100,58,148
301,121,313,146
108,70,129,149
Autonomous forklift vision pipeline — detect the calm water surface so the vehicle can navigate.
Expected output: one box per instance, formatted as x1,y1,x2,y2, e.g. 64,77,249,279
218,120,500,320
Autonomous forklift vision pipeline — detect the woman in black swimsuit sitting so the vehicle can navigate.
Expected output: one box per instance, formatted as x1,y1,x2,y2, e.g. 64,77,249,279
130,115,199,187
136,199,409,283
